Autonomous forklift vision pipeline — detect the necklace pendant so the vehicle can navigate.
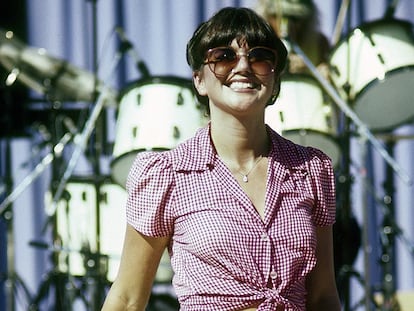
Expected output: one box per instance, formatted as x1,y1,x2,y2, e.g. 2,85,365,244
242,175,248,183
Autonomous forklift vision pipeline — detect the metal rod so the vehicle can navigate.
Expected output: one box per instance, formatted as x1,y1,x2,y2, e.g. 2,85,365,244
0,132,73,215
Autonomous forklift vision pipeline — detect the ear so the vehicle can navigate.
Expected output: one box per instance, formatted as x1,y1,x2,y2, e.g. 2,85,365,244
268,76,281,105
193,71,207,96
272,76,281,98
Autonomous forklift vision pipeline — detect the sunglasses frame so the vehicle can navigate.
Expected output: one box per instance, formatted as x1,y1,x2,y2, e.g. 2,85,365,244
203,46,278,77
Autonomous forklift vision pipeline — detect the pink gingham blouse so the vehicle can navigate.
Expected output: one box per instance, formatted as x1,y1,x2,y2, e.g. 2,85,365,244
126,124,336,311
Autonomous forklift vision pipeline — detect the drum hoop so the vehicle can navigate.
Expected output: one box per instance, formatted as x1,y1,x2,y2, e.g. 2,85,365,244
118,75,193,100
329,18,414,57
282,129,339,142
62,175,115,187
355,18,413,34
351,65,414,131
353,64,414,103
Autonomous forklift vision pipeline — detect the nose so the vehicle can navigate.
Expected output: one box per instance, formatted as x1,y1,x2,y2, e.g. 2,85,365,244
232,52,252,73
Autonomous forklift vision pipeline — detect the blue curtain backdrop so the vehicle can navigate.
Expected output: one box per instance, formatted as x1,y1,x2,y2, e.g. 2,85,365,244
1,0,414,310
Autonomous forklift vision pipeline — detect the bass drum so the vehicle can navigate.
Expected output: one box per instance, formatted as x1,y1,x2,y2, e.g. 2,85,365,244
111,76,207,187
330,19,414,131
265,74,340,167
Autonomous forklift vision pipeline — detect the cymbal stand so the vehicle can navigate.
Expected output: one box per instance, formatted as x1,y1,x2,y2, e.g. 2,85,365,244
45,87,115,218
379,141,398,311
335,108,357,311
330,1,361,308
0,131,74,215
29,190,89,311
0,139,32,311
41,18,122,305
84,0,108,308
0,83,32,310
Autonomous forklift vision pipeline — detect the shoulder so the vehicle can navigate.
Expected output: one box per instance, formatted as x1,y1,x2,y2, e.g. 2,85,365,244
125,126,212,190
125,151,174,191
268,127,332,168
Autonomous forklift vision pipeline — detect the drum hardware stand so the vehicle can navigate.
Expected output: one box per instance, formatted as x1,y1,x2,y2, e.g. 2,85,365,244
331,2,368,309
0,138,33,311
27,240,91,310
0,83,36,311
288,40,413,311
0,131,74,215
81,244,110,311
384,0,400,20
377,141,398,311
377,140,414,311
42,17,130,304
350,136,414,311
334,109,361,310
41,87,116,311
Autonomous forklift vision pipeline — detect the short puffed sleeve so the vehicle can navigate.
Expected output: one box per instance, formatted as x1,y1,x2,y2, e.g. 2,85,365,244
307,147,336,227
125,151,175,237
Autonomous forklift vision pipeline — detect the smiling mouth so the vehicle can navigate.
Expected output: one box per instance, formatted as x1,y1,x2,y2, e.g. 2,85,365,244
228,81,257,90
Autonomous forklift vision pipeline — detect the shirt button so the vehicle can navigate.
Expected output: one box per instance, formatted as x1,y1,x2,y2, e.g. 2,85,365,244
270,270,278,280
261,233,269,241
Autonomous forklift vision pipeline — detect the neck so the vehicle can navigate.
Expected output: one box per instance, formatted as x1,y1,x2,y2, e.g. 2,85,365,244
210,118,269,165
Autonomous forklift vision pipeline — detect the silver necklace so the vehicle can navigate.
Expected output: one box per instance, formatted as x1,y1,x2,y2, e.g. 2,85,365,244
237,155,263,183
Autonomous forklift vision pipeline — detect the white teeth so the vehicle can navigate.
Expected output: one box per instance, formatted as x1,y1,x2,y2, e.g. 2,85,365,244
229,81,254,90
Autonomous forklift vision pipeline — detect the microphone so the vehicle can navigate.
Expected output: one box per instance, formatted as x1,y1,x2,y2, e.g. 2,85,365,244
115,27,150,78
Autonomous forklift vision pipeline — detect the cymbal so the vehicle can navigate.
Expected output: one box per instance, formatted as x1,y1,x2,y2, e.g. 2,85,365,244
0,29,100,102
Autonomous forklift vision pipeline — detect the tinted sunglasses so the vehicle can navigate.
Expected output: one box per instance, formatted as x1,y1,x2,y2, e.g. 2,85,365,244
203,46,278,77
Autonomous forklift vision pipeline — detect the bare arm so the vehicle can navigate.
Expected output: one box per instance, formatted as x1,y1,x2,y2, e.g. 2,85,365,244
306,225,341,311
101,224,170,311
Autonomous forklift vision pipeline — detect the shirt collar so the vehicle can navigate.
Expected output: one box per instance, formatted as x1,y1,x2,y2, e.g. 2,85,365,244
172,123,216,172
173,123,308,173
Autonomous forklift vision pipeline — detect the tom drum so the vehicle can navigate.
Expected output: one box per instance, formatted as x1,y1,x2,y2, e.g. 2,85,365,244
111,76,206,187
330,19,414,131
266,74,340,167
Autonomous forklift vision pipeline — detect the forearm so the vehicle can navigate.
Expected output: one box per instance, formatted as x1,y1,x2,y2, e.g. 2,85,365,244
101,226,169,311
101,284,150,311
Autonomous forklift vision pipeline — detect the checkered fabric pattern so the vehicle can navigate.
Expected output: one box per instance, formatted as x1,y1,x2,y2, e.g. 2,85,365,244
126,124,336,311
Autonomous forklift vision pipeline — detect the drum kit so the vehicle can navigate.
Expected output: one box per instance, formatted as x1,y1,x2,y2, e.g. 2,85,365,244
1,2,414,310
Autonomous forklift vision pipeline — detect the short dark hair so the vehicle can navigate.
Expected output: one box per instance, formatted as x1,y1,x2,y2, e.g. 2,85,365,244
187,7,287,74
186,7,287,110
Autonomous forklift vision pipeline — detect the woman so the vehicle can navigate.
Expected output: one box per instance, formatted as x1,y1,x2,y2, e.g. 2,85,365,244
101,7,341,311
